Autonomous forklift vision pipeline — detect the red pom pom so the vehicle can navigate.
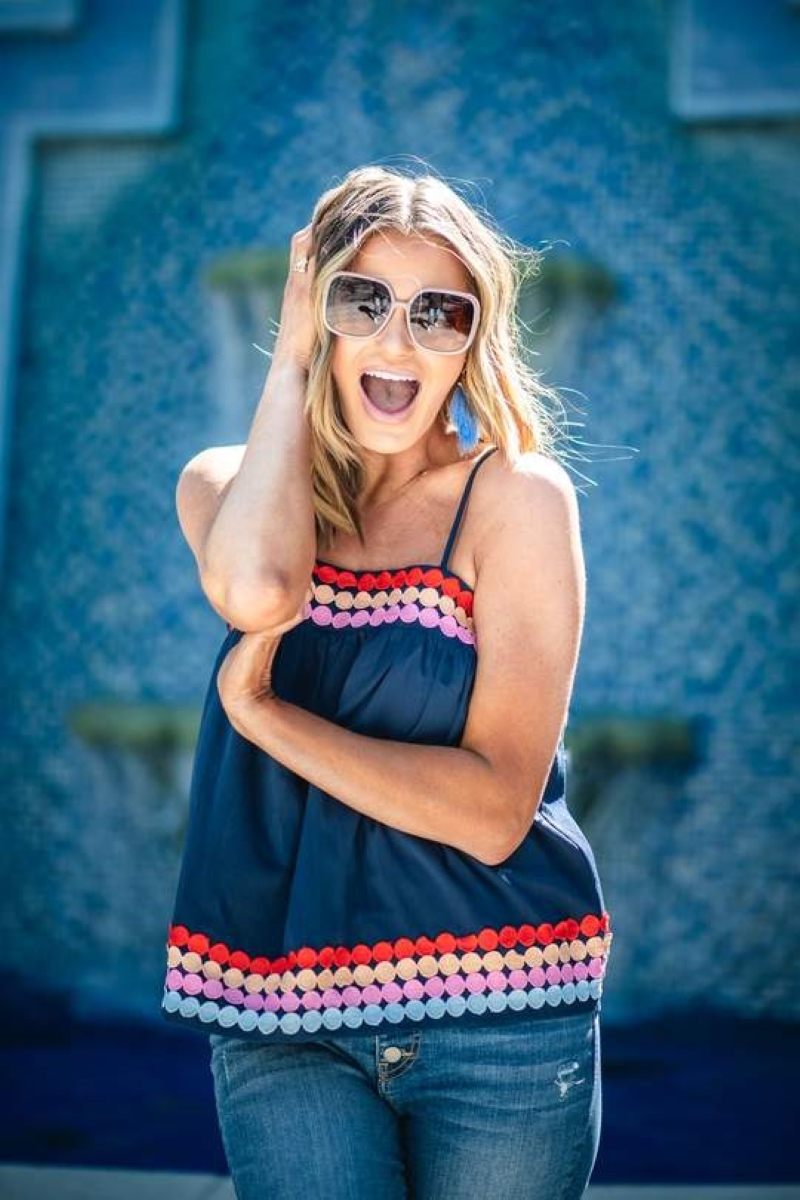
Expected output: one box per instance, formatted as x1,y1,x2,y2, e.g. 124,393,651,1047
296,946,318,969
477,928,499,952
422,568,444,588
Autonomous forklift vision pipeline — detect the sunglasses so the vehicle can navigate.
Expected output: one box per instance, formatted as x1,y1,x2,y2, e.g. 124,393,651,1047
322,270,480,355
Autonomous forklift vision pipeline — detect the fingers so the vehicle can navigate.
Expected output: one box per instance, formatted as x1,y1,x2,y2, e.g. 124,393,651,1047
292,223,313,245
289,225,315,276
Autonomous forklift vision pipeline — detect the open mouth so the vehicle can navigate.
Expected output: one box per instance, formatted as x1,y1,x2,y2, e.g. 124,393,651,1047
360,371,420,414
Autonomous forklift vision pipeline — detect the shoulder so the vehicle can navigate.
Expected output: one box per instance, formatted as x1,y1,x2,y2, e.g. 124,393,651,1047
473,449,581,573
481,447,577,499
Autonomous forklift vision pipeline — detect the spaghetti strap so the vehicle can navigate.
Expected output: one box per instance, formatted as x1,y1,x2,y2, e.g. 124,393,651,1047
440,445,499,574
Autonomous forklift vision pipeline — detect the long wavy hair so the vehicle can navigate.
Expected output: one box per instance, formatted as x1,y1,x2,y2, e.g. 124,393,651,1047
299,164,569,551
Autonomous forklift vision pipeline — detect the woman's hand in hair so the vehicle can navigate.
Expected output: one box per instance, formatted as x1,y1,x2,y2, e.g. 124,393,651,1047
272,223,318,374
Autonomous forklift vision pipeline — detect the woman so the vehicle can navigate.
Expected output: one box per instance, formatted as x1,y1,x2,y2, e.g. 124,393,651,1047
162,165,613,1198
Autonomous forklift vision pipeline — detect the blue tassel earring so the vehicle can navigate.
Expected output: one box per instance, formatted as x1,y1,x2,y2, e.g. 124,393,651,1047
449,382,481,454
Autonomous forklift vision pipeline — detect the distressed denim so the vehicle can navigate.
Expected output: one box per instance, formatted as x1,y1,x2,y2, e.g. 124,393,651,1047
209,1007,602,1199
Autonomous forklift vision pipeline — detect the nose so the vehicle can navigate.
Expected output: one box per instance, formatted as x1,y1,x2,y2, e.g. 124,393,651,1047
375,302,415,353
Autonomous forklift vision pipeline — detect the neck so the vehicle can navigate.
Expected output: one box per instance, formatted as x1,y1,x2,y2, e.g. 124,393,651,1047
358,425,472,501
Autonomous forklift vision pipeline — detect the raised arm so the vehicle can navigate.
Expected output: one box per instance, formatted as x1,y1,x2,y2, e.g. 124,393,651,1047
183,226,319,633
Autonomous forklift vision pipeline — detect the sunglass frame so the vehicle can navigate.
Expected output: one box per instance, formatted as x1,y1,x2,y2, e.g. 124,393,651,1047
321,270,481,355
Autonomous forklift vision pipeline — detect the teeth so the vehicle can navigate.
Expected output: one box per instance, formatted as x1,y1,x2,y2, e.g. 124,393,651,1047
363,369,418,384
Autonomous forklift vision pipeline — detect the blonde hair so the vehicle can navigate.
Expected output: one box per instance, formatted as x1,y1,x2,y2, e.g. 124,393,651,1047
301,164,569,551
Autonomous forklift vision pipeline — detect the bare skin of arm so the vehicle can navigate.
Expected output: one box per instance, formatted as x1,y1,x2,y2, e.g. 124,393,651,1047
175,225,319,634
174,443,305,635
199,359,315,631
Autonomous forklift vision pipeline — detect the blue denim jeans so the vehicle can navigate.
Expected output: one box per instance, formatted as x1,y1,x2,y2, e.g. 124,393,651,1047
208,1008,602,1199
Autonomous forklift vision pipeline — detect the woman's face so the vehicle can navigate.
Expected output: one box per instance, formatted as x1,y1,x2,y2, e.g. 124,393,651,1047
328,229,475,455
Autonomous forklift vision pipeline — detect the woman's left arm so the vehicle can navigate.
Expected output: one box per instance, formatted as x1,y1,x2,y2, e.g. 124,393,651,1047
218,456,585,868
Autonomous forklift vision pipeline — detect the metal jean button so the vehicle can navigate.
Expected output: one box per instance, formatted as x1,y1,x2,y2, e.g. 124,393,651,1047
381,1046,403,1063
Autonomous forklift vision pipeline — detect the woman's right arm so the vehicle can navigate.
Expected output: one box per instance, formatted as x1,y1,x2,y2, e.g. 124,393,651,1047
174,443,247,627
181,226,319,634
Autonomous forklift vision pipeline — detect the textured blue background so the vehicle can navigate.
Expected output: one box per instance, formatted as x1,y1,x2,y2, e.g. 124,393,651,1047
0,3,798,1180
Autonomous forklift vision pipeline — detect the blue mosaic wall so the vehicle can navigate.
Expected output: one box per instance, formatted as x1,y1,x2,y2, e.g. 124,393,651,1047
0,0,797,1024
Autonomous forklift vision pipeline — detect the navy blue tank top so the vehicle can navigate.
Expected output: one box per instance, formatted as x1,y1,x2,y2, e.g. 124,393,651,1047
161,446,613,1045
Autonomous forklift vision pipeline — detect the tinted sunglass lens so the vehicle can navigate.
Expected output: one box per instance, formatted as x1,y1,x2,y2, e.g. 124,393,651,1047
326,275,391,337
411,291,476,351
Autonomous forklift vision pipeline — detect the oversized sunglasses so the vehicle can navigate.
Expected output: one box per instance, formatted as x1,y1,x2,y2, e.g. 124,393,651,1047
322,270,480,355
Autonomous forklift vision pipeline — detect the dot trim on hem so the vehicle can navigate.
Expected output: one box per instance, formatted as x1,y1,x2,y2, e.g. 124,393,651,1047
161,913,613,1038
